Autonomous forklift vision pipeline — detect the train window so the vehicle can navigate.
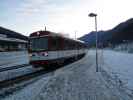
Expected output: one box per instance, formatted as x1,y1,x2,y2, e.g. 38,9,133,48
50,36,60,50
64,39,70,50
63,39,76,50
30,37,48,51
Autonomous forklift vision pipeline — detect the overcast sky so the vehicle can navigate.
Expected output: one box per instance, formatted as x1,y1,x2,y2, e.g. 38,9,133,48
0,0,133,38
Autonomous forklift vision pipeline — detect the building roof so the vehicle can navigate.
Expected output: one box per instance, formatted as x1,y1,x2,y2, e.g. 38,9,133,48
0,26,28,41
0,36,27,43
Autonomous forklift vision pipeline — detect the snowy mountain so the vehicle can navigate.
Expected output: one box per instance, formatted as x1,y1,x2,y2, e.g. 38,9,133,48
79,18,133,47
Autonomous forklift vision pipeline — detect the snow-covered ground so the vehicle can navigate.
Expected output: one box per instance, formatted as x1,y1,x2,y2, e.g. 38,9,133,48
2,50,133,100
99,49,133,95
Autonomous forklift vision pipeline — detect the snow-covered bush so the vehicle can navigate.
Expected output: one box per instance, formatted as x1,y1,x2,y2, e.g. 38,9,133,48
113,42,133,53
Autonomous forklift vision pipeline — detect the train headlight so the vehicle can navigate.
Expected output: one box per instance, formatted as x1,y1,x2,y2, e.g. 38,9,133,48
29,53,32,57
41,52,48,56
29,53,36,57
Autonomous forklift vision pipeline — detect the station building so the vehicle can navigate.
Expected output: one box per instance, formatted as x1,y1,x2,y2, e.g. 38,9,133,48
0,27,28,52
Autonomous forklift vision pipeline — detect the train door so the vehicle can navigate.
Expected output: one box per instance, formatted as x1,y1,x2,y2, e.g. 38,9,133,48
49,36,59,60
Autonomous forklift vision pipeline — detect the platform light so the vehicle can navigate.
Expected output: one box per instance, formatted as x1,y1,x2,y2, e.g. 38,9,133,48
88,13,98,72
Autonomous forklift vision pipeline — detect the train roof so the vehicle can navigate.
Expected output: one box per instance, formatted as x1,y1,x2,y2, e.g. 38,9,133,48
30,30,85,44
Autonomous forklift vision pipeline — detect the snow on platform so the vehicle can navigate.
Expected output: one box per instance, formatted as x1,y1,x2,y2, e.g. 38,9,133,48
0,51,34,82
0,51,29,68
3,50,132,100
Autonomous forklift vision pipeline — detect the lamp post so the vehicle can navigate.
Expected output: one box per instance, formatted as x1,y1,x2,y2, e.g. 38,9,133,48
75,31,78,60
88,13,98,72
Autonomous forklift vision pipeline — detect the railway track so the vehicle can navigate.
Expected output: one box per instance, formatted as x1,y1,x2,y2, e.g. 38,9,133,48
0,67,51,99
0,69,48,89
0,60,74,89
0,64,30,72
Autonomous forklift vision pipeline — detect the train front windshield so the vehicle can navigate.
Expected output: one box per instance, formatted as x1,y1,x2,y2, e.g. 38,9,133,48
30,37,48,51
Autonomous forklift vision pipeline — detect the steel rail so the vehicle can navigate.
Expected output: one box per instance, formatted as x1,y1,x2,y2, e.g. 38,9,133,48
0,64,30,72
0,69,47,89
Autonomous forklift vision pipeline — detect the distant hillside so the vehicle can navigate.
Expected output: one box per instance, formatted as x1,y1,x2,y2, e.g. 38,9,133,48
79,18,133,47
0,27,28,40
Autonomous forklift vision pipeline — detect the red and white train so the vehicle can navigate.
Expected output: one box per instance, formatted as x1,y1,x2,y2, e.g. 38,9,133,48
28,30,88,68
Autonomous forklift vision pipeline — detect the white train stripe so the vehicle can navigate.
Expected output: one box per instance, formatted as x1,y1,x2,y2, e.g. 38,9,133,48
30,49,88,61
